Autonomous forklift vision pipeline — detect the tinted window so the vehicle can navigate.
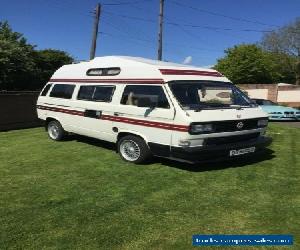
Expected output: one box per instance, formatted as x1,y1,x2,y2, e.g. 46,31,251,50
169,81,251,110
40,84,52,96
254,99,275,105
121,85,169,108
50,84,75,99
78,86,95,100
77,85,115,102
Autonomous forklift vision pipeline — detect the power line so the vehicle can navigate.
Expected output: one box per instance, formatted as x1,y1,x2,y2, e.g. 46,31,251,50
102,17,223,53
103,11,276,33
102,19,154,44
100,31,216,62
103,10,154,23
42,0,93,18
102,0,152,6
100,32,156,51
169,0,280,28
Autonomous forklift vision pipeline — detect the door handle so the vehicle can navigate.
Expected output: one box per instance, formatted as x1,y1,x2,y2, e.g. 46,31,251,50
84,110,102,118
114,112,121,116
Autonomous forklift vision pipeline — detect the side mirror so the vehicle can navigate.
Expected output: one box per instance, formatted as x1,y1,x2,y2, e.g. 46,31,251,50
137,97,155,108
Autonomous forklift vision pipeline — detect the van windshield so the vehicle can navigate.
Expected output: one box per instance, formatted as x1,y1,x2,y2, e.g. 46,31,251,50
169,81,252,110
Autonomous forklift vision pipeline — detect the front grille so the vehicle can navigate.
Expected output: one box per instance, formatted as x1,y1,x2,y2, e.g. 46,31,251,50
284,111,294,115
204,132,260,146
213,119,259,132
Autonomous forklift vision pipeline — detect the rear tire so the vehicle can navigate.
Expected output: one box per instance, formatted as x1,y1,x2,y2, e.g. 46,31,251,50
118,135,151,164
47,120,66,141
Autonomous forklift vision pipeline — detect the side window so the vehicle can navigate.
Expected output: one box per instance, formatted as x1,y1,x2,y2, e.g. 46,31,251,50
93,86,114,102
78,86,94,100
77,85,115,102
40,84,52,96
120,85,169,109
49,84,75,99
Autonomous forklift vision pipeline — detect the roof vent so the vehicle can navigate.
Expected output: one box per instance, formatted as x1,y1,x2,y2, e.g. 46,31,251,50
86,67,121,76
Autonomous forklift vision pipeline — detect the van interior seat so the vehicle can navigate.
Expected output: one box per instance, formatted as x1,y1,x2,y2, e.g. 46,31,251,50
126,92,134,105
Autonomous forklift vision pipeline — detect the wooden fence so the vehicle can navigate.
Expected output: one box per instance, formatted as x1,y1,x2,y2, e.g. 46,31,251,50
0,91,42,131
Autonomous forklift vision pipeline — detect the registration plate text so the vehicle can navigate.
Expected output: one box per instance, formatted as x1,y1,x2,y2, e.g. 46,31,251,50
230,147,256,156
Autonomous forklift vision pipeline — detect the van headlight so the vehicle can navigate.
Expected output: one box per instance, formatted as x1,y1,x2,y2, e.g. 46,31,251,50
257,119,268,127
189,123,214,134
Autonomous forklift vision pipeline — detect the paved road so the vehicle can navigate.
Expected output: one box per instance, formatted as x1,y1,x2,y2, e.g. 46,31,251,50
273,121,300,128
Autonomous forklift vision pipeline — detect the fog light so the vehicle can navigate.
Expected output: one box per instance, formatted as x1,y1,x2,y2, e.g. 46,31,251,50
179,140,191,147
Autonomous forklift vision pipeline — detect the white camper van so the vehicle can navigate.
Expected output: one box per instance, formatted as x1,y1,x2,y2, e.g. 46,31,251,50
37,56,272,163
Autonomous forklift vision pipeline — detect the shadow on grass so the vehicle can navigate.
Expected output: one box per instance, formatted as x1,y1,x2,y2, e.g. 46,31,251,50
66,134,275,173
66,134,116,151
155,148,275,173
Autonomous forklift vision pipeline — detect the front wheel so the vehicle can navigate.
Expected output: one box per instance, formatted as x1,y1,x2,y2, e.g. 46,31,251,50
118,135,151,164
47,120,66,141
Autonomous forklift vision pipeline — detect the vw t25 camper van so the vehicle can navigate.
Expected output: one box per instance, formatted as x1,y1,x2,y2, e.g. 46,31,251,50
37,56,272,163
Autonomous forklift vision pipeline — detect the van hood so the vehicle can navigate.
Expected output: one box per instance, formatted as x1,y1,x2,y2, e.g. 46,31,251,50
184,107,268,122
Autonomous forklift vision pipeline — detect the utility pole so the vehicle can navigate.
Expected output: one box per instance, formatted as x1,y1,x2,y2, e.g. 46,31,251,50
157,0,164,61
90,3,101,60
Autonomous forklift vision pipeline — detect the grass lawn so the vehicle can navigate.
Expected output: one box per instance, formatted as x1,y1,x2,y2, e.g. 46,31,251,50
0,124,299,249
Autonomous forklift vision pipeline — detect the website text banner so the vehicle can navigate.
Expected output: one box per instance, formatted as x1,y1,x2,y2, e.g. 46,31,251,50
192,235,293,246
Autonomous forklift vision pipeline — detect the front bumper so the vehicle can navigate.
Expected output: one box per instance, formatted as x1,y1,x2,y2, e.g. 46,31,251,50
170,136,272,162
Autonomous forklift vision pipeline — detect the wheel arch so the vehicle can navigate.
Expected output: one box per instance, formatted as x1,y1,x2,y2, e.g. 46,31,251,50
45,117,61,130
116,131,149,152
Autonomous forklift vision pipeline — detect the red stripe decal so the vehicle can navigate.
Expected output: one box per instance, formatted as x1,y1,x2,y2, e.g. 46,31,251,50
159,69,223,77
36,105,84,116
50,78,165,84
37,105,188,132
101,115,188,132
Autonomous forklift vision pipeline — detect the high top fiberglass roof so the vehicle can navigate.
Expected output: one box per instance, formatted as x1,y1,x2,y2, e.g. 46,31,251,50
51,56,230,83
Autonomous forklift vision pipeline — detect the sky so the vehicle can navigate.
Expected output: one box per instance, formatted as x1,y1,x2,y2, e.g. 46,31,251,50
1,0,299,67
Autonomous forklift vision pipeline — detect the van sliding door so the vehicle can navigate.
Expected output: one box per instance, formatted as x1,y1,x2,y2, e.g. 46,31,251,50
72,85,116,142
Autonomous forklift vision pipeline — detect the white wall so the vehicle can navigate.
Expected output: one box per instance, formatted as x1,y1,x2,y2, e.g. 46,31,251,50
245,89,268,99
277,90,300,102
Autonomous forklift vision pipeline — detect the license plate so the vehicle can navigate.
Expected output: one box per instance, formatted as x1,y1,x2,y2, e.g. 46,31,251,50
229,147,256,156
285,114,294,118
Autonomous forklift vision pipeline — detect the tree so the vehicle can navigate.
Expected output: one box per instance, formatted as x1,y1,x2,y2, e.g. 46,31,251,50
0,21,36,90
214,44,281,84
261,18,300,84
0,21,74,90
33,49,73,89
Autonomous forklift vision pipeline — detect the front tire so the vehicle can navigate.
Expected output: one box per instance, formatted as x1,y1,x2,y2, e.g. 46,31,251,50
118,135,151,164
47,120,66,141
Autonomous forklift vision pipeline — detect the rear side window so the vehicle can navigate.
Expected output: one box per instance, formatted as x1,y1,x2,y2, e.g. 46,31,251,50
77,85,115,102
121,85,169,108
50,84,75,99
40,84,52,96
